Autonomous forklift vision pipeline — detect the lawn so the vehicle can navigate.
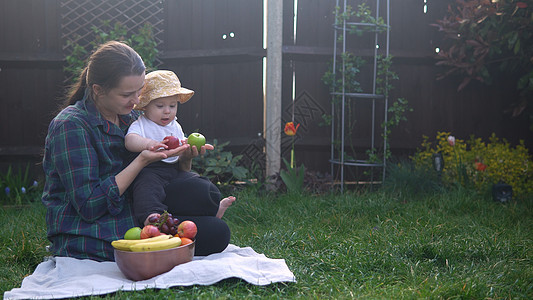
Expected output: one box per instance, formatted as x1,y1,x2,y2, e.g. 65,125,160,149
1,185,532,299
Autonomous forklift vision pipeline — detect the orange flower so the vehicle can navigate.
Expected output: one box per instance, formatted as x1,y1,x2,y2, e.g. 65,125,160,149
475,162,487,171
284,122,300,136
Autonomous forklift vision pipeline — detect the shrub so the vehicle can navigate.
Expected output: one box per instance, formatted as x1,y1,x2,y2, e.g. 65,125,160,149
191,139,249,188
431,0,533,130
412,132,532,199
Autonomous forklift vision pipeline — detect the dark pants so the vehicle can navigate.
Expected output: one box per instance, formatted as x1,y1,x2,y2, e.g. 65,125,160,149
131,163,230,256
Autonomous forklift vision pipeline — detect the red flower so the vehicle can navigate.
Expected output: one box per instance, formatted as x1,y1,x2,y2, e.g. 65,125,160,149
284,122,300,136
475,162,487,171
517,2,528,8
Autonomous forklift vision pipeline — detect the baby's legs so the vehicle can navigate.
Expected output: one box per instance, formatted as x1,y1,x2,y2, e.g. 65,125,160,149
164,172,220,216
132,167,170,225
164,171,237,219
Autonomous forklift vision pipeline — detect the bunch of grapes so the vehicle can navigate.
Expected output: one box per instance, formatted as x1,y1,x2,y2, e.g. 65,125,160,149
147,211,180,236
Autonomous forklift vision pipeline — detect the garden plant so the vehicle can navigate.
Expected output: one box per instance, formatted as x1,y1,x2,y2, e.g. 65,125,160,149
191,139,249,190
412,131,533,199
0,165,40,206
64,20,159,83
322,3,412,162
432,0,533,130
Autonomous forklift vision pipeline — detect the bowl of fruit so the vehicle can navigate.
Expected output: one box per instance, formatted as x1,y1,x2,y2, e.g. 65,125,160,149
112,212,198,281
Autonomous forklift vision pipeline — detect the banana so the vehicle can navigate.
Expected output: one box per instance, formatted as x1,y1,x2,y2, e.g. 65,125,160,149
111,234,172,251
130,237,182,252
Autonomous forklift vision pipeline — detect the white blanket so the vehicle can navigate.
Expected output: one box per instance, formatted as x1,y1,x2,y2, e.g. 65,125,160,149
4,244,296,299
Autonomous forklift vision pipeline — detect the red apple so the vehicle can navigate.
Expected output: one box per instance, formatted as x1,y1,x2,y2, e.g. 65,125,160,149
163,136,181,149
177,220,197,239
187,133,206,151
140,225,161,239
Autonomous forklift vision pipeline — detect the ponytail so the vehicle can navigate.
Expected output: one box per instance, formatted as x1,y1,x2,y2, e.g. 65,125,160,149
63,67,89,107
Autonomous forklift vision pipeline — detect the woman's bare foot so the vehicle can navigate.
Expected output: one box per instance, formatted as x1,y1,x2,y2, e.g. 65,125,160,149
216,196,236,218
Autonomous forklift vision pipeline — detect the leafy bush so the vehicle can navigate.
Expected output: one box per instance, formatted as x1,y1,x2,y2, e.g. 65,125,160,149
191,140,249,187
432,0,533,129
64,21,159,83
0,165,41,205
412,132,533,199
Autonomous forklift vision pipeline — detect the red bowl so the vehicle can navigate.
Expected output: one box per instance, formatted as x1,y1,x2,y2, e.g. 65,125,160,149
114,241,195,281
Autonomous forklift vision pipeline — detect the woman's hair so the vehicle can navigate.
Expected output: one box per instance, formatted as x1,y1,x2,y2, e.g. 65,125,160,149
64,41,145,107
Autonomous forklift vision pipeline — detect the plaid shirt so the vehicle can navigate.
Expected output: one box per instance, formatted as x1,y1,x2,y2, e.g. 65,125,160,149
42,91,140,261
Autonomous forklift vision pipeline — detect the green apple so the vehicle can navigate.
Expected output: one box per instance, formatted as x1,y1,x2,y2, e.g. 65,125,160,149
188,132,206,151
124,227,142,240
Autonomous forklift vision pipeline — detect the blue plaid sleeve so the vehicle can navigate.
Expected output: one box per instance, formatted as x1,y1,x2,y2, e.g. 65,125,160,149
49,119,122,222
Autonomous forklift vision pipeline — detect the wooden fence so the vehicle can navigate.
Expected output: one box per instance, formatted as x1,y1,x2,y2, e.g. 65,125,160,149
1,0,531,179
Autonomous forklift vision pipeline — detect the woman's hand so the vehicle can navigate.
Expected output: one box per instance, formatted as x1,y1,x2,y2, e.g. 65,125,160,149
138,143,190,166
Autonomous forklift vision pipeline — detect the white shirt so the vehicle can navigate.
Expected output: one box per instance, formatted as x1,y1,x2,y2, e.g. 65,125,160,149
127,114,185,164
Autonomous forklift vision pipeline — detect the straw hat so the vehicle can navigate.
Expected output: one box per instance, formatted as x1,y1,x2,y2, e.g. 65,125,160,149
135,70,194,110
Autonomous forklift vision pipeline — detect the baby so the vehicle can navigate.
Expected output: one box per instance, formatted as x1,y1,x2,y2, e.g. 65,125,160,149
125,70,235,225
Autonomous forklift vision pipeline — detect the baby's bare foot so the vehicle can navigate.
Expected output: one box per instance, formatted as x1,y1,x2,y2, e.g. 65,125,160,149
216,196,236,218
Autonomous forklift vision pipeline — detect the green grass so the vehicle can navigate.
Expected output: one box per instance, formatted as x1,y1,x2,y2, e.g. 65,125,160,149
1,187,532,299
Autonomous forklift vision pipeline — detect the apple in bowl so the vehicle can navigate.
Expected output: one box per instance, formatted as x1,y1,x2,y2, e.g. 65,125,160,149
177,220,197,239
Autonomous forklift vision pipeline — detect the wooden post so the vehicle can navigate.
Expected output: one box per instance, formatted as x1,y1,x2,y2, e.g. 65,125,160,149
265,0,283,180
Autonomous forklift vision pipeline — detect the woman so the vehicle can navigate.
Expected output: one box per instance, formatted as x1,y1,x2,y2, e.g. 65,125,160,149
41,41,230,261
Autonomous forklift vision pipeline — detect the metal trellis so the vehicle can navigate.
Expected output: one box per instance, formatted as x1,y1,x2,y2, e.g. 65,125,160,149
329,0,390,192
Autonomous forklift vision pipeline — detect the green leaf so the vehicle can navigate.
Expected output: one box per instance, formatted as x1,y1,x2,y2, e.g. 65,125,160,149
280,159,305,193
232,167,248,180
508,31,518,50
513,39,521,54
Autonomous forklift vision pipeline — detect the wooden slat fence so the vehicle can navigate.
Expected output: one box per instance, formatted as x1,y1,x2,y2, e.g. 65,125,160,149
0,0,531,179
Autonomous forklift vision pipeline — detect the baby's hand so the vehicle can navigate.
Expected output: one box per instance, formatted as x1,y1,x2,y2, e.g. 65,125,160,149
147,140,168,151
